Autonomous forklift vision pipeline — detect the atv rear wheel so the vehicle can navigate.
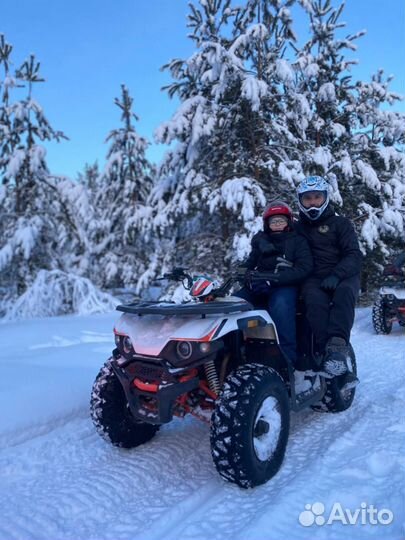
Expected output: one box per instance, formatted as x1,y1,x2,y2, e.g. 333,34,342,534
210,363,289,489
372,297,393,334
90,360,159,448
312,345,357,413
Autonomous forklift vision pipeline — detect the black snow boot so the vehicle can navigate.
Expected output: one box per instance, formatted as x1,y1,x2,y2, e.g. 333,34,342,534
320,337,359,388
322,337,349,377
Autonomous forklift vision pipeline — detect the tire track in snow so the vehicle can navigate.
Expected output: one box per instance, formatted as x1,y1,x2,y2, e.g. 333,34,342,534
0,414,218,540
0,407,90,451
0,309,403,540
146,404,368,540
152,322,405,540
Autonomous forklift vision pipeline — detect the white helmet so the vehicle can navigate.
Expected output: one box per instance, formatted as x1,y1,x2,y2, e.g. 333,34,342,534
297,176,330,221
190,276,219,298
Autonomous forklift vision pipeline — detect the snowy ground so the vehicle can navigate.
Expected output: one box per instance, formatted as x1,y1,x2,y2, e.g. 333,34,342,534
0,308,404,540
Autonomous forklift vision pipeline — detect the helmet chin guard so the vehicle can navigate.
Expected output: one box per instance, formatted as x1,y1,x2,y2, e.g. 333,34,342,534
297,176,330,221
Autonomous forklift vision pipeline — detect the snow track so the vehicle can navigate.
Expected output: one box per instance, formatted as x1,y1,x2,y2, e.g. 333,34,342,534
0,308,404,539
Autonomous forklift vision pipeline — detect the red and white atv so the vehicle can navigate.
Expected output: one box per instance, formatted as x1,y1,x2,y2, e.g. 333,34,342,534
90,268,357,488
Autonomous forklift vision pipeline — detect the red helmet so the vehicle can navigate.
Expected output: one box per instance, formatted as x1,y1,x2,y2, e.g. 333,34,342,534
263,202,293,229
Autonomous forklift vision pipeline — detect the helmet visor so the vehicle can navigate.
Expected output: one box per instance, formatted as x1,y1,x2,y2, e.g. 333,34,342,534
299,190,327,209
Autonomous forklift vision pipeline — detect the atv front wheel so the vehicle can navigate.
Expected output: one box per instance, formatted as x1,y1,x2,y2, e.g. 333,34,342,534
372,297,393,334
312,345,357,413
90,360,159,448
210,363,289,489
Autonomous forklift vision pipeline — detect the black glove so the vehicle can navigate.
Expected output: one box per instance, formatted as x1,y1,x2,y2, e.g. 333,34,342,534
320,274,340,291
274,256,294,273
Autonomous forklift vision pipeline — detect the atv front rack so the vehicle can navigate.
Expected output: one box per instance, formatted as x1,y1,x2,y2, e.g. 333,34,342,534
116,300,254,316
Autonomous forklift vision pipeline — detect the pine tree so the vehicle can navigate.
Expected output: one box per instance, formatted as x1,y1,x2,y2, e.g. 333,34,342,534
77,161,100,198
0,38,90,314
148,0,404,289
277,0,405,286
0,34,16,178
91,84,155,289
147,0,301,281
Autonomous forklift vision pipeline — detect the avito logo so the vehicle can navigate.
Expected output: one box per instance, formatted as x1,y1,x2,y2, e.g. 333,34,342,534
299,502,394,527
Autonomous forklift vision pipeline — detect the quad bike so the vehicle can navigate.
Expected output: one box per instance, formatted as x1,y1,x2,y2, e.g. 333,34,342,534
90,268,357,489
372,269,405,335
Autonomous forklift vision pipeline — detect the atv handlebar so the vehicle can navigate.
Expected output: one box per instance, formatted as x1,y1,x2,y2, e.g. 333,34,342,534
158,267,278,298
157,267,194,290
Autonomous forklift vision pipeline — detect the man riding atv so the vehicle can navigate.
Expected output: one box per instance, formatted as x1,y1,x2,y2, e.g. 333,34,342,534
295,176,362,388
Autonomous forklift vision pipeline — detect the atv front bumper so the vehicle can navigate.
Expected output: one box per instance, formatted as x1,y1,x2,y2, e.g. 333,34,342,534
111,354,200,424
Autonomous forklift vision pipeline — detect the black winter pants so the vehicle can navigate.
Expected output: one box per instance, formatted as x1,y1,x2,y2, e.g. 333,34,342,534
301,275,360,353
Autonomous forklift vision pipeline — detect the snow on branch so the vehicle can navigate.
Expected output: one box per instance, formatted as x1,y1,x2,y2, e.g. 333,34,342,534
317,82,336,102
355,160,381,190
208,177,266,223
241,76,268,111
3,270,119,321
276,59,295,85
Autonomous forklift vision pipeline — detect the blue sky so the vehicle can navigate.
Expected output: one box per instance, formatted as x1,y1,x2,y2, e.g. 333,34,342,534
1,0,404,179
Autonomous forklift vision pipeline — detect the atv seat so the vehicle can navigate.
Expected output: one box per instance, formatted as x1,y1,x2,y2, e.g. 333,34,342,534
117,300,254,317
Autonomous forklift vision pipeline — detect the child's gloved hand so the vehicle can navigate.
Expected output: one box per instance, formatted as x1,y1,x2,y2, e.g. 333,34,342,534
275,256,293,273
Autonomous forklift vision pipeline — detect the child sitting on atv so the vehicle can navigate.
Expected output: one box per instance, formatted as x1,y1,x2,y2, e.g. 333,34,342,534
236,202,313,366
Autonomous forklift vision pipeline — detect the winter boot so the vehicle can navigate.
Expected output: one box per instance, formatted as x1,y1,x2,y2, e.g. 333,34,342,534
321,336,349,377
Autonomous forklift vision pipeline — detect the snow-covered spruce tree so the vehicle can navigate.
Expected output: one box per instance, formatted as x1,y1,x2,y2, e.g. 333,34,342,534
0,34,16,303
0,35,16,179
144,0,303,284
90,84,155,289
77,161,100,198
0,44,93,315
279,0,405,287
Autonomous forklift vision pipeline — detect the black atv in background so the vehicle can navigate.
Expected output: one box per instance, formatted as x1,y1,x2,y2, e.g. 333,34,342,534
372,266,405,334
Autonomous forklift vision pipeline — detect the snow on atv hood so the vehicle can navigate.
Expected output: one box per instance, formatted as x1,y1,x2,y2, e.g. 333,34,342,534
380,285,405,299
114,312,224,356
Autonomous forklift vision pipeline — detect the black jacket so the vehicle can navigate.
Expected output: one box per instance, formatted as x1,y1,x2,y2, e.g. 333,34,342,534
244,229,313,286
295,205,362,280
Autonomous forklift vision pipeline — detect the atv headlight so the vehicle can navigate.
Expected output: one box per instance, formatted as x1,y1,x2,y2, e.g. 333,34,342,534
175,341,193,361
199,342,211,354
123,336,134,355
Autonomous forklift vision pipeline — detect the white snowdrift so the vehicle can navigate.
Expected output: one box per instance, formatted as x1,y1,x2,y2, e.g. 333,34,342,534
3,269,119,321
